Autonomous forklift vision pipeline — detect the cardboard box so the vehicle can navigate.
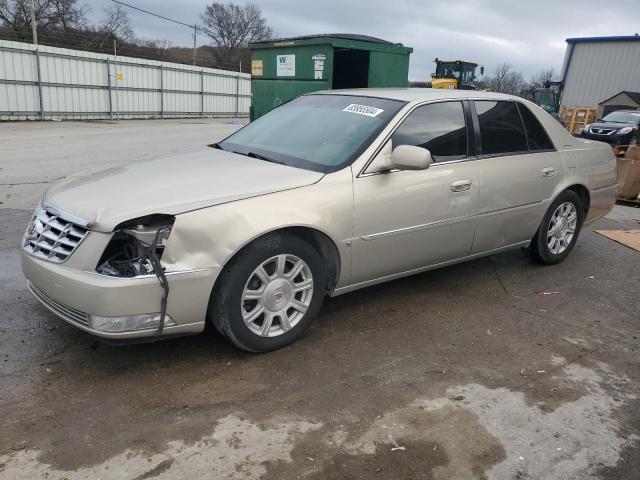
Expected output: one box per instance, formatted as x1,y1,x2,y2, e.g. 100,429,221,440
617,146,640,200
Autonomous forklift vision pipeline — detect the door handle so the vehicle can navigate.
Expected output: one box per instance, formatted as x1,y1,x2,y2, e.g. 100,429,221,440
541,167,557,177
451,179,472,192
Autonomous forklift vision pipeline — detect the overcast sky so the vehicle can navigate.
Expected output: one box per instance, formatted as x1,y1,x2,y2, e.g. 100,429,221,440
83,0,640,80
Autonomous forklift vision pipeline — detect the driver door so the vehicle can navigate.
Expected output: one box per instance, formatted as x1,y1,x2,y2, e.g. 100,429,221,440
350,101,479,285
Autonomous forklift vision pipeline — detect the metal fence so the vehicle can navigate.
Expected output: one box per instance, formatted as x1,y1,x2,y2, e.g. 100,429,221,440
0,39,251,121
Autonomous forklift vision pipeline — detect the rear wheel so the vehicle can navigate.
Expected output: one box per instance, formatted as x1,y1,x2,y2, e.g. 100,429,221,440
529,190,584,265
208,232,326,352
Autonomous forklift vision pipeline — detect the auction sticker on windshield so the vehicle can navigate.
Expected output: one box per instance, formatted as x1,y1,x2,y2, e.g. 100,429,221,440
343,104,384,117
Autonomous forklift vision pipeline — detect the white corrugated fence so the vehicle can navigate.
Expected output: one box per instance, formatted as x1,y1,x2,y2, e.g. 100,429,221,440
0,39,251,120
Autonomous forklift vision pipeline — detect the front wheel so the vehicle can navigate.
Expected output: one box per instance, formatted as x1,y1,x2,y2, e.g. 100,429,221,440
529,190,584,265
208,233,327,352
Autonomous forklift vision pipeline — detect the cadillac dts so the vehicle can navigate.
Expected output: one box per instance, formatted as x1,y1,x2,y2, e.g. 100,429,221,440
22,89,617,351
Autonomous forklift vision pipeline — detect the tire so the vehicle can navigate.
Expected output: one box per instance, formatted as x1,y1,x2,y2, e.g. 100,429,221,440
208,232,327,352
529,190,585,265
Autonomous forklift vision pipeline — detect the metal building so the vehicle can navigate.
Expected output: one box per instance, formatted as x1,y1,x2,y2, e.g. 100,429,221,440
560,35,640,110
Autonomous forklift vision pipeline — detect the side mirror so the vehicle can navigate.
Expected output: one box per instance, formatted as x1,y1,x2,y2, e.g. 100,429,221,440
480,66,485,76
388,145,433,171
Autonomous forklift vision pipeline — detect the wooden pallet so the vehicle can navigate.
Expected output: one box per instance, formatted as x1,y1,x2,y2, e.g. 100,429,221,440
559,106,597,134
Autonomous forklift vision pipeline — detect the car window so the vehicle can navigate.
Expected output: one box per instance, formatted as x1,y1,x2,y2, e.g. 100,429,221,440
390,101,467,161
517,103,555,151
475,101,527,155
602,110,640,124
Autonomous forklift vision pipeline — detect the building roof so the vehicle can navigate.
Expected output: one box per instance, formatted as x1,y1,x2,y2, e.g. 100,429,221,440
566,34,640,44
252,34,397,45
249,34,413,53
599,91,640,105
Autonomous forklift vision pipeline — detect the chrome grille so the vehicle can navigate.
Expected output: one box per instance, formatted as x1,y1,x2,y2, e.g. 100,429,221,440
592,128,615,135
28,282,90,326
23,204,89,263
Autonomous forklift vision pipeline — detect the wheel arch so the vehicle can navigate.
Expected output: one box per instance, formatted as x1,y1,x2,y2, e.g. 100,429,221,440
564,183,591,216
213,225,342,295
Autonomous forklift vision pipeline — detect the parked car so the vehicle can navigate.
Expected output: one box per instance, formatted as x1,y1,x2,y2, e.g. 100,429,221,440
581,110,640,145
22,89,617,352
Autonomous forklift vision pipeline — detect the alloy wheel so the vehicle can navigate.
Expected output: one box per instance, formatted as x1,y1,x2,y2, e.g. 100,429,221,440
547,202,578,254
240,254,314,337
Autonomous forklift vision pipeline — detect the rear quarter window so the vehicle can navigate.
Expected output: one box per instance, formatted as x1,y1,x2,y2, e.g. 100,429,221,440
517,103,555,151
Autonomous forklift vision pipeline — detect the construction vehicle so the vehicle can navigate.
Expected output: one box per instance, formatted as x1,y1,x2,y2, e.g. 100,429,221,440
430,58,484,90
520,81,564,115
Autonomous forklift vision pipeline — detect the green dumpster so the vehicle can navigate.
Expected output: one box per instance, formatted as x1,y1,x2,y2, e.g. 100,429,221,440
248,34,413,120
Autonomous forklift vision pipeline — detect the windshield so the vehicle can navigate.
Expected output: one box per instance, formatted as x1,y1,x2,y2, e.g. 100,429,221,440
534,90,557,111
436,62,476,84
220,95,405,173
602,111,640,124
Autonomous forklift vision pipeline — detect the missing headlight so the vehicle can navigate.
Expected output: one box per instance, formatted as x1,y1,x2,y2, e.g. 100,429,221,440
96,215,174,278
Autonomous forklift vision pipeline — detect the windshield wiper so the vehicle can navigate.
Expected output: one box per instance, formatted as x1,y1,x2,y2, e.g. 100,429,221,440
247,151,284,164
226,149,285,165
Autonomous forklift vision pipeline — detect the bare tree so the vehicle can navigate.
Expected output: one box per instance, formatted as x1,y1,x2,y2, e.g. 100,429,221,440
95,4,133,44
0,0,86,34
529,68,556,87
200,2,272,67
486,63,526,95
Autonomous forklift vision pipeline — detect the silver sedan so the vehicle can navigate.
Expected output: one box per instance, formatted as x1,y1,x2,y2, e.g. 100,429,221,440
22,89,617,351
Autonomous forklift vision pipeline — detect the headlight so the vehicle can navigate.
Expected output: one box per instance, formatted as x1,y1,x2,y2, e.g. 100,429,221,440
96,215,174,277
582,124,591,134
617,126,633,135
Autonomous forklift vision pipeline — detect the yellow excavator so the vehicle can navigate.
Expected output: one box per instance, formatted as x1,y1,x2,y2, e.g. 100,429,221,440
431,58,484,90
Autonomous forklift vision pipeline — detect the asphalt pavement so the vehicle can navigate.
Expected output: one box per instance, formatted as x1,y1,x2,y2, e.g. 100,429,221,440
0,119,639,479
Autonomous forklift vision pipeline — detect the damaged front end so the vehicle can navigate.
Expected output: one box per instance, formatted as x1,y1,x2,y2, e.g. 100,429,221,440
97,214,174,277
95,214,175,334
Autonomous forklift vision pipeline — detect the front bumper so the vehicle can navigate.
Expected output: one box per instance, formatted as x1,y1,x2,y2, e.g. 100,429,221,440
581,131,634,145
22,250,220,340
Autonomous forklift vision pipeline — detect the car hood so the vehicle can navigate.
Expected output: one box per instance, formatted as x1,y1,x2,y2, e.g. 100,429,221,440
44,148,324,232
590,121,636,131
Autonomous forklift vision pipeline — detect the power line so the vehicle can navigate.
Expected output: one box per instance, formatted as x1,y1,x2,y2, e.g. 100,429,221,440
109,0,219,44
110,0,196,29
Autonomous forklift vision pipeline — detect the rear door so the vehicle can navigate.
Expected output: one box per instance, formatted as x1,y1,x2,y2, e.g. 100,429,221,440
471,100,564,254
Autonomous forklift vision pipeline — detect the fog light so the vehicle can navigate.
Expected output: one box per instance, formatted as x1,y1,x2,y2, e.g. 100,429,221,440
89,313,176,333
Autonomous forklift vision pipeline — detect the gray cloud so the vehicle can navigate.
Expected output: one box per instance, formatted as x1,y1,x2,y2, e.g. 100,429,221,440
83,0,640,79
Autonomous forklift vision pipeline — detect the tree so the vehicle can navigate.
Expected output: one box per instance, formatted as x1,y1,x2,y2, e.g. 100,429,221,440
93,3,134,47
530,68,556,87
0,0,87,34
486,63,526,95
200,2,272,67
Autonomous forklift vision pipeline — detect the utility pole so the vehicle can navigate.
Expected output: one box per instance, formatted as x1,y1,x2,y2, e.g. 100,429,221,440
192,25,197,66
30,0,38,46
113,39,119,121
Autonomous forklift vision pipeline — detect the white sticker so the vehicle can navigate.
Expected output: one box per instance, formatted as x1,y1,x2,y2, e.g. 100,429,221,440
276,54,295,77
342,104,384,117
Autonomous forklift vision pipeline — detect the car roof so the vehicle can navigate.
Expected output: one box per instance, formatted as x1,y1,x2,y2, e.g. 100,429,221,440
313,88,518,102
604,109,640,114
